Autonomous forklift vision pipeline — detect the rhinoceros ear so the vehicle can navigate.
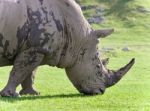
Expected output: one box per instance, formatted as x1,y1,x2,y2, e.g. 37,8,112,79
91,28,114,38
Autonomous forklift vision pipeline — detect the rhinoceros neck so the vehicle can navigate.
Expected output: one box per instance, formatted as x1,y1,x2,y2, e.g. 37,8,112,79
56,0,92,68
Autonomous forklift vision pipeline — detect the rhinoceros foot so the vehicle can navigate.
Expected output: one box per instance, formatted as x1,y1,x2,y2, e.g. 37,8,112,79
0,88,19,97
19,88,40,95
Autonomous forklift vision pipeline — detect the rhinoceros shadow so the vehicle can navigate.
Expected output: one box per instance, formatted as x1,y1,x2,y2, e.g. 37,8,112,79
0,93,90,102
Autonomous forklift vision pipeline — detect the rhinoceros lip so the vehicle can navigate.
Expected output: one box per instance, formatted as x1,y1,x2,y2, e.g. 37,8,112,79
78,87,105,95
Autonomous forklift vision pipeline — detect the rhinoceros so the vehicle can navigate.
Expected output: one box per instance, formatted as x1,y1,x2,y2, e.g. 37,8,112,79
0,0,135,97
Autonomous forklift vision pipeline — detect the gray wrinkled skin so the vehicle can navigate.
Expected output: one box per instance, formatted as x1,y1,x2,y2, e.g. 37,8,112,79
0,0,135,97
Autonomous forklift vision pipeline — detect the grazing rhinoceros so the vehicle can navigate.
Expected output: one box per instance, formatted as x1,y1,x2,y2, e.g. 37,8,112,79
0,0,135,97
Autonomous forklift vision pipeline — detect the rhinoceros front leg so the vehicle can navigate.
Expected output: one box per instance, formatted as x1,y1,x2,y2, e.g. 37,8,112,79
19,68,40,95
0,48,44,97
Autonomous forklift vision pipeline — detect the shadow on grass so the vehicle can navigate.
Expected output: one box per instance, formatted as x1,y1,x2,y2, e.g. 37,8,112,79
0,93,93,103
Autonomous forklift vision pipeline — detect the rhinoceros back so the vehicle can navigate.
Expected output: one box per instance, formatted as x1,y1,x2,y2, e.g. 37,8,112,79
0,0,65,66
0,0,90,67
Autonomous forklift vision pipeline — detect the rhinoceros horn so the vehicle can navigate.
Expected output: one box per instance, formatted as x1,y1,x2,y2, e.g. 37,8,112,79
91,28,114,38
106,58,135,87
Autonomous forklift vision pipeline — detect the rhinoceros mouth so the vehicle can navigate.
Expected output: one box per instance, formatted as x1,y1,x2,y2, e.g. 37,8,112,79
76,84,105,95
79,88,105,95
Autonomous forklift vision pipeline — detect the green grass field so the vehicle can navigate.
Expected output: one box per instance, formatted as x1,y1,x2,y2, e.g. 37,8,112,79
0,0,150,111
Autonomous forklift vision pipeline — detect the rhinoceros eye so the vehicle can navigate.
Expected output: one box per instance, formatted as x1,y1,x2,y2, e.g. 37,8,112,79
96,51,99,57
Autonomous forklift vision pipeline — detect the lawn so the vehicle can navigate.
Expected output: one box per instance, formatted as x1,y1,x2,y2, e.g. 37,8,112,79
0,0,150,111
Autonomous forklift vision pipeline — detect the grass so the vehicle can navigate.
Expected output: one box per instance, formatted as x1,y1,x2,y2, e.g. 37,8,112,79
0,0,150,111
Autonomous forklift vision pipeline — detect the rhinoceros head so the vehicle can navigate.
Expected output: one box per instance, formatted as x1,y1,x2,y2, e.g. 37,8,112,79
65,28,135,95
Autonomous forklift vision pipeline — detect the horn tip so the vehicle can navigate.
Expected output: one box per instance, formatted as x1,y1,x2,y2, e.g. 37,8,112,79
130,58,135,64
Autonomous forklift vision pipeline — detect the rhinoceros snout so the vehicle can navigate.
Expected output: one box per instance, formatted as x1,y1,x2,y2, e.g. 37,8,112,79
80,89,105,95
77,85,105,95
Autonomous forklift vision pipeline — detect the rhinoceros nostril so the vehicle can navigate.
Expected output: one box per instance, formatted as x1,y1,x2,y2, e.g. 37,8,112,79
99,88,105,94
